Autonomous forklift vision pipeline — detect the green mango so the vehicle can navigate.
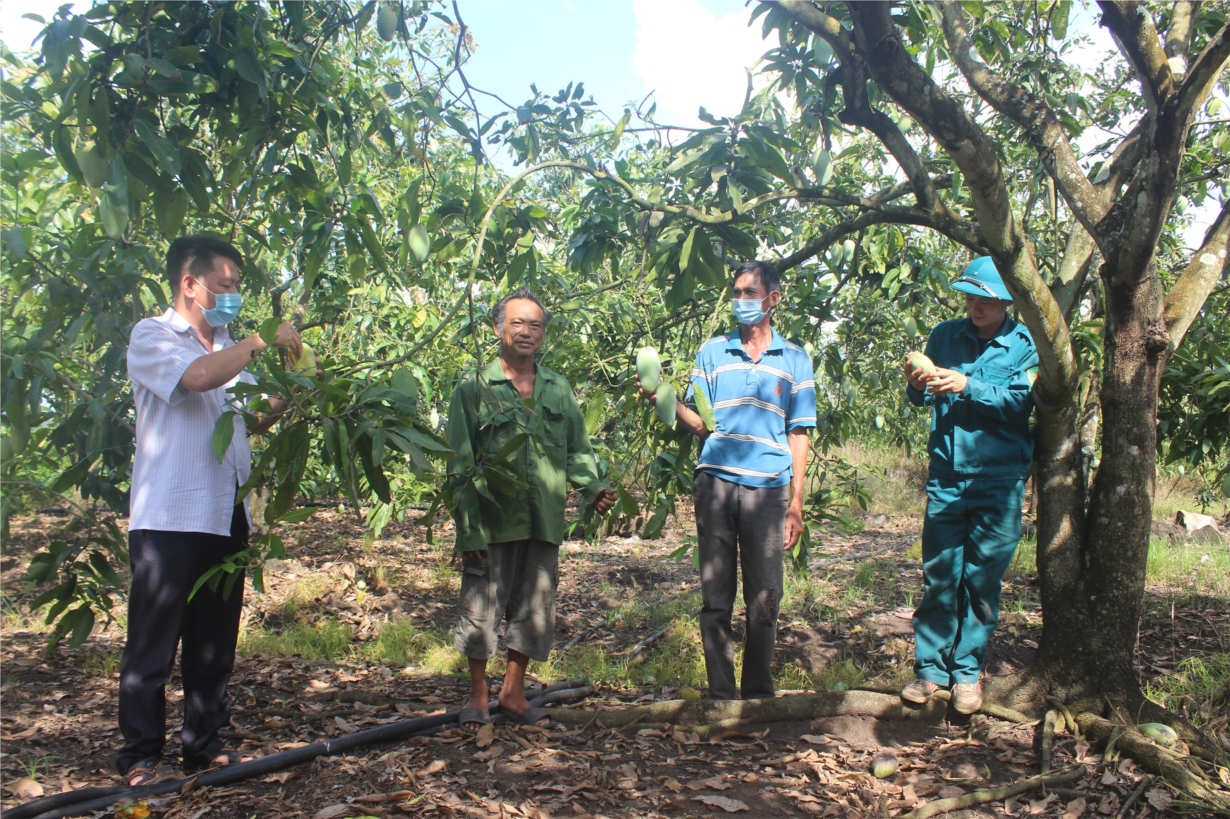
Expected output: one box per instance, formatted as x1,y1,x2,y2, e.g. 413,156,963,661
906,351,937,376
636,346,661,393
407,224,430,263
693,388,715,431
655,381,676,429
376,1,398,41
872,750,898,779
1138,723,1178,746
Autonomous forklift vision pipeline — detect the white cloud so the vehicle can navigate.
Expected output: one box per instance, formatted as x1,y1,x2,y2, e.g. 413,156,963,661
630,0,769,126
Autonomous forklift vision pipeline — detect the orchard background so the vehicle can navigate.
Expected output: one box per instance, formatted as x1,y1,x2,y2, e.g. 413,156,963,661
1,1,1228,814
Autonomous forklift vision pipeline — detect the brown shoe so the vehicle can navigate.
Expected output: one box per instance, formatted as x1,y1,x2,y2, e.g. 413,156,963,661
952,682,983,714
900,678,940,704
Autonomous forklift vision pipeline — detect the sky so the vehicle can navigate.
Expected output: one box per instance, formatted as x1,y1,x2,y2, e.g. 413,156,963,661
0,0,1220,249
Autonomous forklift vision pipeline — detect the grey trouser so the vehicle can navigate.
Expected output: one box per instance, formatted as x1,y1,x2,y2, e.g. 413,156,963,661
454,539,559,663
694,471,788,700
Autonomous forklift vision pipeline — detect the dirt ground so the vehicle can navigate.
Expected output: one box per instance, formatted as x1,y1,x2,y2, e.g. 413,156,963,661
2,505,1226,818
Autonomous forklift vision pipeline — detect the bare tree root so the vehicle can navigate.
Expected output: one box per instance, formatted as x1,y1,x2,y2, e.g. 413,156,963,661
899,766,1087,819
549,690,948,729
1076,712,1230,813
1041,709,1060,772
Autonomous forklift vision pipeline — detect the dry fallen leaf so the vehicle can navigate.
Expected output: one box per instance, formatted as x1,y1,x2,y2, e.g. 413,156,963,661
1061,796,1087,819
5,777,44,798
938,786,965,799
1029,793,1058,814
1146,789,1173,811
661,777,685,793
800,734,831,745
691,794,749,813
473,745,505,762
334,716,354,733
420,759,447,776
312,806,351,819
475,723,494,749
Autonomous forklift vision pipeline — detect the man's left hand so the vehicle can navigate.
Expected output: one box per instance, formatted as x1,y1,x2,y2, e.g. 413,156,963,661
784,505,804,551
592,489,619,513
926,367,968,395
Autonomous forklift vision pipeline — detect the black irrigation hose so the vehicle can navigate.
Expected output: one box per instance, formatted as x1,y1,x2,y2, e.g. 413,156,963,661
5,680,590,819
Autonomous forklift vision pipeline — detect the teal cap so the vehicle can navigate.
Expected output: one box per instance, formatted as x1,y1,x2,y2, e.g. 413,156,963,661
951,256,1011,301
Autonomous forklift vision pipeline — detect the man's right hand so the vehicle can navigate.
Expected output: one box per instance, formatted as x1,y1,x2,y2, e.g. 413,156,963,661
903,360,933,391
464,550,486,564
262,322,303,360
635,376,657,403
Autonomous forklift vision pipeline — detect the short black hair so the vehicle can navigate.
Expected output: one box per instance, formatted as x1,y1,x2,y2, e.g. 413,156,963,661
166,235,244,293
732,260,780,295
492,286,551,331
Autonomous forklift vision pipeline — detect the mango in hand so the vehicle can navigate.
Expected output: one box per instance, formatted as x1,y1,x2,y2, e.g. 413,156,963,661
906,351,936,377
291,343,318,375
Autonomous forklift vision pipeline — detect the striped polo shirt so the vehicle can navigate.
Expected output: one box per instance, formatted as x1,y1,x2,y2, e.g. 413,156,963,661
687,328,817,488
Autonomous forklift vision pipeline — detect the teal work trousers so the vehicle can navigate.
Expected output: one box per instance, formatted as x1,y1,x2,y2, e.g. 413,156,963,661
913,475,1025,685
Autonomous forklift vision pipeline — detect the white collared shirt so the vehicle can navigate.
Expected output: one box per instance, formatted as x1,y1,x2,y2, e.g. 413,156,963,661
127,308,255,535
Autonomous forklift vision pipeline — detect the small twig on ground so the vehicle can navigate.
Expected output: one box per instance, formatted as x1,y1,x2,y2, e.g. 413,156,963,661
1117,775,1152,819
899,766,1087,819
624,625,672,660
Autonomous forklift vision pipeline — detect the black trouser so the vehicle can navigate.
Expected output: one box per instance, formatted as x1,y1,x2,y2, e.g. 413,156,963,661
116,504,248,775
694,471,788,700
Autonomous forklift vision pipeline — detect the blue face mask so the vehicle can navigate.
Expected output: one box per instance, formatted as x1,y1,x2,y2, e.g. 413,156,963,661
194,279,243,327
732,297,769,326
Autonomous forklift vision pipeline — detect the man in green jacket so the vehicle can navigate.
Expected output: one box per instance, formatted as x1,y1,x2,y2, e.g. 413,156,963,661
901,257,1038,715
447,286,617,731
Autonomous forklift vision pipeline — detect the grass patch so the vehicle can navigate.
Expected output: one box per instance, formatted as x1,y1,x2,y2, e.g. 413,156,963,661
239,618,353,661
1143,653,1230,730
239,616,467,674
828,442,928,517
77,648,121,678
1146,537,1230,597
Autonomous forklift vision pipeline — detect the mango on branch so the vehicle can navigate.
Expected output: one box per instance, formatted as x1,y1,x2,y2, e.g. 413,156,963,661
693,387,715,431
636,346,661,393
655,381,677,429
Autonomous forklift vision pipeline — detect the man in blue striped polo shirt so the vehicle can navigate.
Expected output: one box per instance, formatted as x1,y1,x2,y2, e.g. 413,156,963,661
643,260,816,699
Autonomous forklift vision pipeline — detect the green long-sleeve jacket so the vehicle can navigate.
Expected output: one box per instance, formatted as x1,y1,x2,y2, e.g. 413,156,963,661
446,358,609,552
906,317,1038,480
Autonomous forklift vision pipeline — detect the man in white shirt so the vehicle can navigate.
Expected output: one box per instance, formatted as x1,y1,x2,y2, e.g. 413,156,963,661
118,235,302,786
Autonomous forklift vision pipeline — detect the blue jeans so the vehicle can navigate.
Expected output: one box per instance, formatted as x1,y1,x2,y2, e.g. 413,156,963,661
913,475,1024,685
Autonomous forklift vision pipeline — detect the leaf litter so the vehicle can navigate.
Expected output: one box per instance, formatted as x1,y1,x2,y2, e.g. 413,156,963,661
1,505,1225,817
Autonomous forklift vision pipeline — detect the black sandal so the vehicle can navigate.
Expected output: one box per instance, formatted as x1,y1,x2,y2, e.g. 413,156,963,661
183,748,252,772
123,757,174,787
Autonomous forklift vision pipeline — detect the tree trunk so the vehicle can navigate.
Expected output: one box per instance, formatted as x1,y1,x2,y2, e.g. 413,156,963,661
990,261,1169,712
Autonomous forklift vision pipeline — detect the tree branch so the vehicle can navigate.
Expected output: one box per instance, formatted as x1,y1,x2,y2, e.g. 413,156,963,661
774,1,942,213
1164,1,1199,59
1098,1,1177,111
1164,195,1230,350
938,2,1105,232
1172,18,1230,125
1051,226,1098,323
775,204,984,273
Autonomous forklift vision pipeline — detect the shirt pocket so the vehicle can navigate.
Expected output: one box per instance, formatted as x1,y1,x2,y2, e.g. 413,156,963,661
539,397,568,469
977,364,1014,386
477,402,522,459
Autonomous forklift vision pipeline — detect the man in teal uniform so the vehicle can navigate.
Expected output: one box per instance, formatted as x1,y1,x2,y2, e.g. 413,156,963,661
900,257,1038,714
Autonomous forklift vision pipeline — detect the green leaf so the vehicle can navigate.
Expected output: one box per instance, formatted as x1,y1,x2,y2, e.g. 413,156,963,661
76,142,109,187
100,155,129,239
144,57,182,80
155,186,189,238
150,71,219,95
212,411,237,464
51,458,91,493
617,487,638,517
278,506,318,523
679,226,697,273
1050,0,1071,39
68,606,95,647
259,317,281,346
133,119,181,176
